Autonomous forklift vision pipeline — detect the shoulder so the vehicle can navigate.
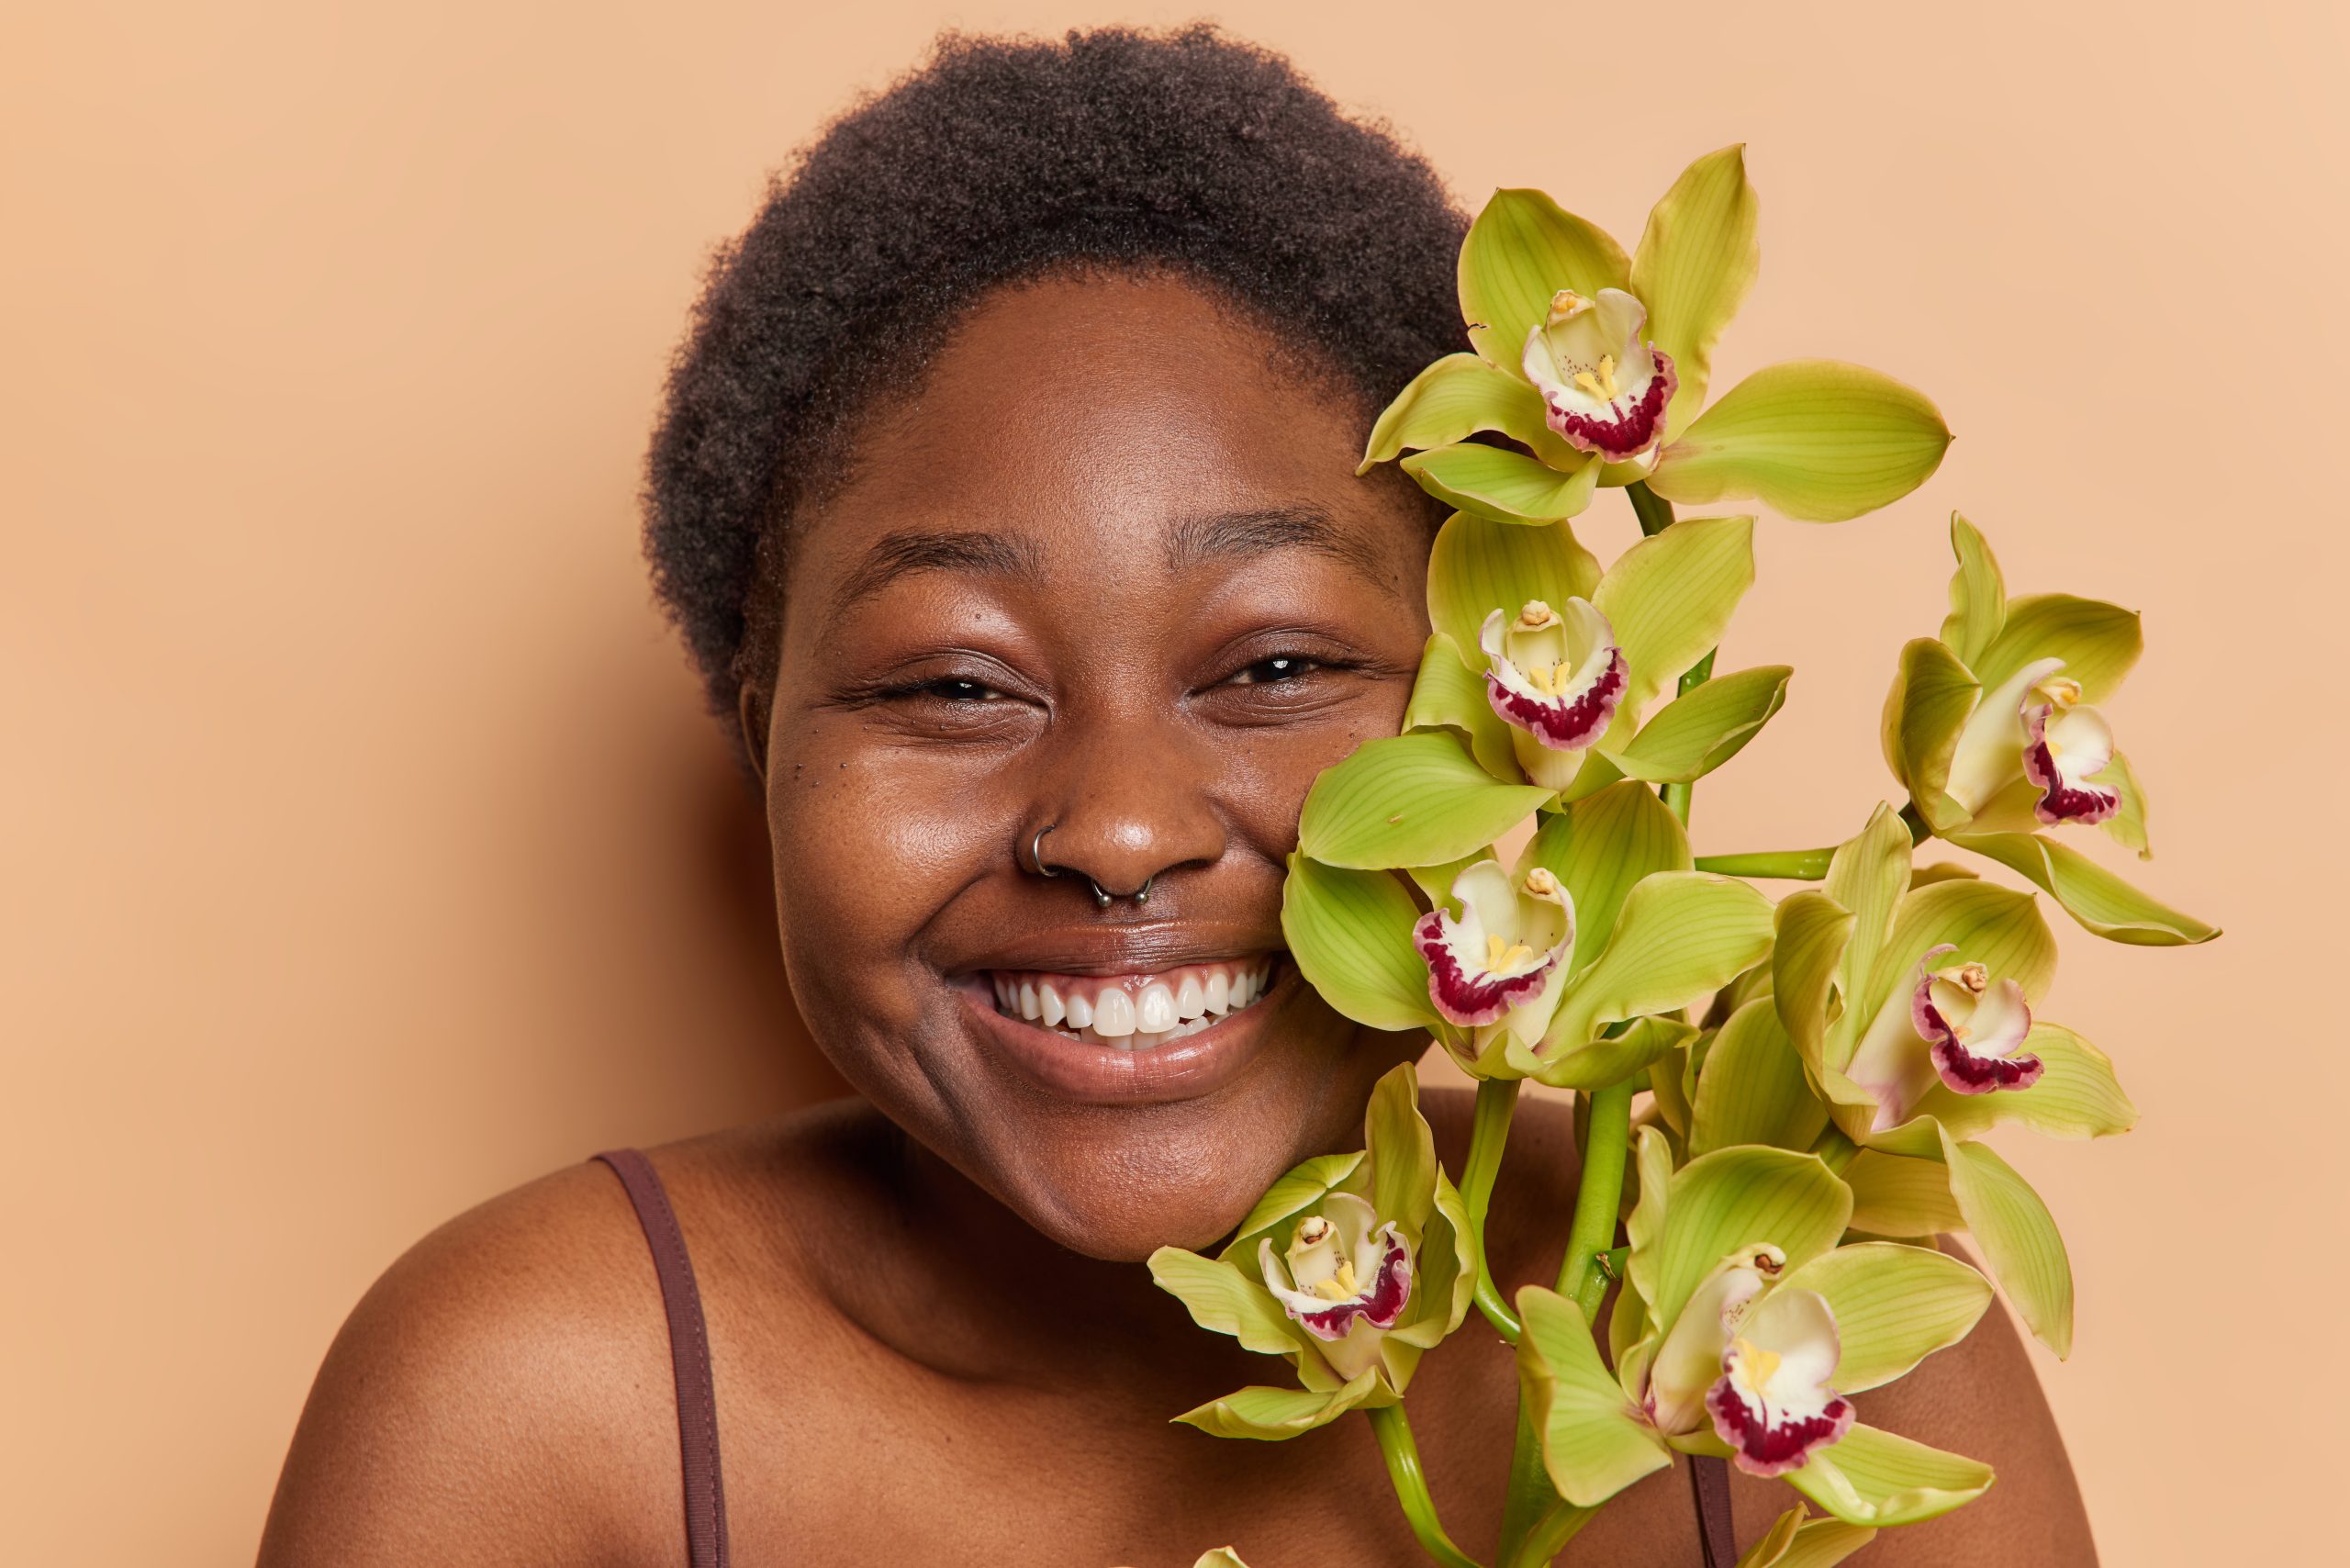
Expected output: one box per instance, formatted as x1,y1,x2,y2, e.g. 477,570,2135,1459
257,1106,873,1567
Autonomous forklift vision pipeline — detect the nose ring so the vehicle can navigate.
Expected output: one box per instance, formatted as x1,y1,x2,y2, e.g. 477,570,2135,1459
1027,823,1153,906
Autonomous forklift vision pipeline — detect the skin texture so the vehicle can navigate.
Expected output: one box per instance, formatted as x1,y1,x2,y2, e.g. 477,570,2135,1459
259,275,2098,1566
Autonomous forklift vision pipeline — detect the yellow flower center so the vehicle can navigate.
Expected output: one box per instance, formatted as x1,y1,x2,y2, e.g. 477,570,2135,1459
1527,661,1578,697
1544,289,1590,326
1572,354,1622,401
1312,1258,1361,1302
1732,1336,1781,1391
1485,934,1533,973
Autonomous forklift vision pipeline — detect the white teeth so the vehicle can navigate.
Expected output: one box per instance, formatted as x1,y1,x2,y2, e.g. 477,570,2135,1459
1137,981,1178,1033
994,975,1013,1009
1040,982,1065,1027
1065,991,1093,1029
1175,975,1206,1020
1018,980,1039,1021
1092,988,1137,1038
1205,971,1230,1014
1132,1028,1170,1049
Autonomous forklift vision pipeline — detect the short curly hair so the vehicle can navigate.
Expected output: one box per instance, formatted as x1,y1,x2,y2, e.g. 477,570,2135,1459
642,24,1467,763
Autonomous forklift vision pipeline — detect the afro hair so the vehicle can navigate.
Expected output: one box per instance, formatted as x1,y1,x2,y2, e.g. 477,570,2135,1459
642,24,1467,763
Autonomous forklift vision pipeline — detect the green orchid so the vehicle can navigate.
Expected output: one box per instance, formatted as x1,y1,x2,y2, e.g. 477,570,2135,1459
1517,1138,1995,1527
1359,147,1951,527
1285,780,1773,1087
1881,514,2218,946
1765,804,2138,1355
1147,1063,1475,1439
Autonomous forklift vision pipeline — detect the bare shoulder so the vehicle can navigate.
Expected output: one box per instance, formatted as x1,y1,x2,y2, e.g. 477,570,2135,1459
257,1105,870,1567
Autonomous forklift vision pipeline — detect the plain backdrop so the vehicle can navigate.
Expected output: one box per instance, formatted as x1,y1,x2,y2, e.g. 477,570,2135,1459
4,2,2341,1562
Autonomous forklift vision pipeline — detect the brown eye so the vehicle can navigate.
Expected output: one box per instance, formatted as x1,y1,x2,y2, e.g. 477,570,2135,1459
1226,655,1316,686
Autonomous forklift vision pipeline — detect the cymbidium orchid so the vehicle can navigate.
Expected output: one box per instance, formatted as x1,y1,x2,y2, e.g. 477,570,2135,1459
1768,803,2136,1356
1355,147,1951,530
1516,1141,1995,1525
1478,598,1628,789
1881,514,2218,946
1147,1063,1474,1440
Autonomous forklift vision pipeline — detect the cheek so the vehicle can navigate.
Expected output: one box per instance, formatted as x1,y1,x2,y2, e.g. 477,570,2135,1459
1214,675,1418,847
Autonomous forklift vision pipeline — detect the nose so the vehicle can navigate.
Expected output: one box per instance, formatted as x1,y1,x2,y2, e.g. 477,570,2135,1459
1025,712,1228,905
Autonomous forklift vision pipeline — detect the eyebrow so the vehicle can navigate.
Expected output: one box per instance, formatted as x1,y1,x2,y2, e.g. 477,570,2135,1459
829,529,1048,622
1164,504,1391,588
825,504,1388,625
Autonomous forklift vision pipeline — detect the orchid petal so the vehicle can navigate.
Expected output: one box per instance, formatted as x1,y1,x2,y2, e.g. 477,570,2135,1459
1938,1125,2075,1357
1517,1284,1674,1506
1734,1509,1879,1568
1364,1060,1438,1238
1771,889,1856,1087
1404,633,1521,782
1147,1249,1313,1359
1842,1150,1963,1238
1624,1126,1677,1319
1972,593,2143,704
1173,1372,1381,1441
1650,1246,1785,1436
1691,997,1830,1156
1879,637,1981,832
1517,779,1693,973
1649,1148,1851,1331
1533,1013,1699,1092
1784,1422,1995,1527
1948,831,2219,946
1937,513,2007,667
1863,879,2057,1046
1480,599,1629,759
2098,746,2154,859
1415,859,1574,1030
1919,1023,2137,1141
1298,733,1552,869
1403,441,1599,523
1459,189,1631,377
1359,352,1578,473
1708,1287,1855,1476
1644,360,1952,522
1776,1241,1992,1393
1592,513,1756,716
1223,1151,1365,1272
1534,873,1776,1062
1602,665,1792,785
1426,511,1602,660
1280,854,1438,1033
1630,145,1761,442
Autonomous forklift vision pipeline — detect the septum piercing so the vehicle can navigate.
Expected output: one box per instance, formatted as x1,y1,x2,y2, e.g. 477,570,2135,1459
1029,823,1153,907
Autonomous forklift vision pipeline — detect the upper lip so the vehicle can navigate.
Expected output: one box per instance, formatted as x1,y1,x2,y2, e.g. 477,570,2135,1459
944,918,1284,979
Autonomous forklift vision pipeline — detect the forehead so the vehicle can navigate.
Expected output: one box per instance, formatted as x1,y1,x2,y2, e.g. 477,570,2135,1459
786,272,1419,603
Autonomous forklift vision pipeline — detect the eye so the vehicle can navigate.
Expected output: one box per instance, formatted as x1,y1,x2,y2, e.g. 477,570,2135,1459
905,677,1002,702
1225,654,1319,686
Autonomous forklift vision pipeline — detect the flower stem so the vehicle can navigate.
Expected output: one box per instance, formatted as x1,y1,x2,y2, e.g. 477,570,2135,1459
1555,1080,1635,1303
1461,1076,1524,1344
1692,847,1834,879
1628,479,1675,538
1368,1403,1486,1568
1506,1501,1599,1568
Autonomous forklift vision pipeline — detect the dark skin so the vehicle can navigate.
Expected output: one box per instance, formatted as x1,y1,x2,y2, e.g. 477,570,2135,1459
260,274,2097,1566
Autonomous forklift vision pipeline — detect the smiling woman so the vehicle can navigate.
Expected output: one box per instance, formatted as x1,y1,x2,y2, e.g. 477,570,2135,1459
254,24,2094,1568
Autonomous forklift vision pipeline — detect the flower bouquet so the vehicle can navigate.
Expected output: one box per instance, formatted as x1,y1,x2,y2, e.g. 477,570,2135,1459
1148,148,2216,1566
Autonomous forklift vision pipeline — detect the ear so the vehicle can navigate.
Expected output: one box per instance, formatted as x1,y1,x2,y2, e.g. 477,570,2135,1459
736,679,771,789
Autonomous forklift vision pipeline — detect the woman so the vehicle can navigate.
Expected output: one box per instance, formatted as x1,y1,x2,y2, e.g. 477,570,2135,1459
259,27,2094,1565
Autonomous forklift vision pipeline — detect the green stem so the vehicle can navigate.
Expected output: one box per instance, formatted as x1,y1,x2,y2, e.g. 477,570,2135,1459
1811,1122,1860,1175
1506,1501,1599,1568
1659,649,1716,823
1692,847,1834,879
1461,1077,1524,1344
1555,1080,1635,1303
1494,1400,1555,1564
1368,1404,1485,1568
1898,801,1932,845
1628,479,1676,538
1577,1246,1629,1325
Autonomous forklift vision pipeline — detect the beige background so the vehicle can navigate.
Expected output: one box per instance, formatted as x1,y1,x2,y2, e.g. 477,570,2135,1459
4,2,2340,1561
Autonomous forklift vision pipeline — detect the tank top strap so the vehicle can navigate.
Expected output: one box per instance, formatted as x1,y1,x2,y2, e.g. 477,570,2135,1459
594,1149,732,1568
1689,1452,1736,1564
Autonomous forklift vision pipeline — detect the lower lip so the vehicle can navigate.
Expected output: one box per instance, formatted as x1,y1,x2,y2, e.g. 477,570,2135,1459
962,968,1293,1105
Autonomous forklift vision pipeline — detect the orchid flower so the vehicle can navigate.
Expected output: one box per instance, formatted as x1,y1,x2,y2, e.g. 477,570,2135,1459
1147,1063,1474,1439
1478,598,1628,789
1356,147,1950,529
1883,514,2217,946
1516,1140,1996,1527
1767,804,2138,1356
1285,778,1771,1086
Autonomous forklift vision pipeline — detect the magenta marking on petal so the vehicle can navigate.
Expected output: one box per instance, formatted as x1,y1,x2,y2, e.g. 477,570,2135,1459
1414,908,1559,1027
1285,1229,1415,1340
1705,1378,1856,1479
2021,703,2120,825
1483,649,1627,752
1930,1036,2045,1095
1540,347,1678,461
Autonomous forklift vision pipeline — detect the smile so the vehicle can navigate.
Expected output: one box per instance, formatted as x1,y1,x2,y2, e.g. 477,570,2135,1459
985,957,1279,1050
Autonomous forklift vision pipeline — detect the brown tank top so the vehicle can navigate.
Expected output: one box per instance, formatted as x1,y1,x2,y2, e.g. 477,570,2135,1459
593,1149,1739,1566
